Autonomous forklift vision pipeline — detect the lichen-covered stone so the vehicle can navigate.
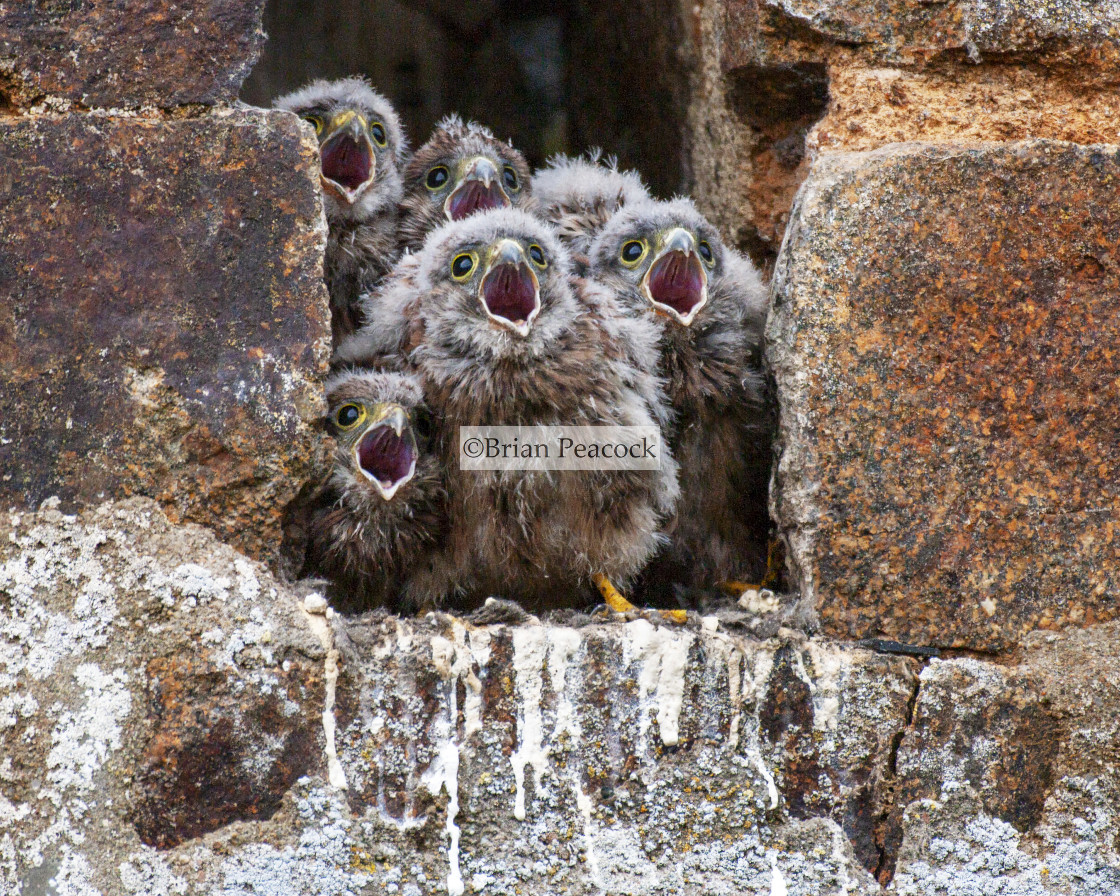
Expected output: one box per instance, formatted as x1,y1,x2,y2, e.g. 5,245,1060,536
0,500,914,895
889,623,1120,891
0,0,266,109
4,501,1119,894
334,614,911,893
769,140,1120,651
0,500,327,893
0,109,330,566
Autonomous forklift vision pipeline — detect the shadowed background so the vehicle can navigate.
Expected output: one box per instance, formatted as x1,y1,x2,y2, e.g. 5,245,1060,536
240,0,692,199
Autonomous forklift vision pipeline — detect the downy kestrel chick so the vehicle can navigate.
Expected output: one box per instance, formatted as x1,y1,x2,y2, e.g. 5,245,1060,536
399,207,678,611
305,369,447,612
275,77,408,345
397,115,534,253
531,151,651,261
589,198,773,593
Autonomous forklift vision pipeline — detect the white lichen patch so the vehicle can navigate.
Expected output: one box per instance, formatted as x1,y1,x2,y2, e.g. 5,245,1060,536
0,511,122,682
119,852,189,895
215,783,372,896
45,664,131,801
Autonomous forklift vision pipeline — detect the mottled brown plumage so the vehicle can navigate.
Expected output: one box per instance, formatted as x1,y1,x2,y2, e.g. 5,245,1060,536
397,115,534,253
305,369,448,613
531,151,651,260
275,78,407,346
385,207,678,610
588,198,773,594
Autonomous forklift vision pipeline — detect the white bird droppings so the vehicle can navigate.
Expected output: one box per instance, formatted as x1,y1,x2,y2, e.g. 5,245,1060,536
770,852,787,896
423,741,465,896
625,619,694,747
300,600,347,790
510,626,549,820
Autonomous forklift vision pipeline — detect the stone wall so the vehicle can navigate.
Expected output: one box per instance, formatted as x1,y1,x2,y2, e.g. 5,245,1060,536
3,2,1120,895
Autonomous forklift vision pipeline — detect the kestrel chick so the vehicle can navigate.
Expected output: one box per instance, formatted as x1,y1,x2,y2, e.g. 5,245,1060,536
397,115,534,253
403,207,677,610
532,151,651,260
589,198,773,592
275,77,408,345
306,369,447,612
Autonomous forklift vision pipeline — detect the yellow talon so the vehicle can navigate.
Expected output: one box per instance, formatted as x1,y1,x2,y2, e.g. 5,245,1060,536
762,537,783,589
593,573,688,624
594,572,638,613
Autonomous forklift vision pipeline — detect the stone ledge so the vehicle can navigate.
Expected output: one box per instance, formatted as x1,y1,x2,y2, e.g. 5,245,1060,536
3,501,1119,893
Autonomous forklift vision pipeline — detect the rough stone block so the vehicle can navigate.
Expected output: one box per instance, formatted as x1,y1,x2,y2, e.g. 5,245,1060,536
335,615,914,892
0,1,266,109
696,0,1120,265
0,500,328,892
5,501,1118,894
769,140,1120,650
0,109,330,566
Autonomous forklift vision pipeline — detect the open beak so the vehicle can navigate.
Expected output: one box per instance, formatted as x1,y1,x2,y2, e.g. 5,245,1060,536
444,156,511,221
640,227,708,326
319,111,377,204
353,404,417,501
478,239,541,337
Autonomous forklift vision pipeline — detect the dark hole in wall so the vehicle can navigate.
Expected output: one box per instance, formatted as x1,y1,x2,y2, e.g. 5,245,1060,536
240,0,692,198
728,63,829,130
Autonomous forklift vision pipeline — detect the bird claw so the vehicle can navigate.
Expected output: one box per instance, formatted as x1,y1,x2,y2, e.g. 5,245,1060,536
593,572,639,614
593,573,689,625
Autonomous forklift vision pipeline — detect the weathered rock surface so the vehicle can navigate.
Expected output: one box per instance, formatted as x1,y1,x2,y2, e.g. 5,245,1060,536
888,624,1120,892
0,109,330,567
0,0,266,109
768,140,1120,651
0,500,328,894
3,501,1120,894
688,0,1120,264
722,0,1120,72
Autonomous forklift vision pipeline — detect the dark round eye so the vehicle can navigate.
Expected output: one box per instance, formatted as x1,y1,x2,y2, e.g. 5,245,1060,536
502,166,520,191
621,240,645,264
426,166,450,190
370,121,387,147
451,252,476,280
335,403,363,429
698,240,714,264
303,115,324,136
528,244,546,267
